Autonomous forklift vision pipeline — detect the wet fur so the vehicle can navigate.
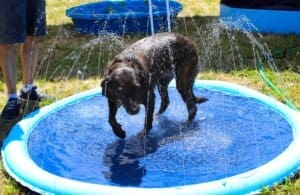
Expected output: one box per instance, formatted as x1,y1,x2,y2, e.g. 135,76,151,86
101,32,207,139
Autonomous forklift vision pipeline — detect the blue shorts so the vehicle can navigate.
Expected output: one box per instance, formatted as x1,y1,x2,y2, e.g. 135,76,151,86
0,0,47,44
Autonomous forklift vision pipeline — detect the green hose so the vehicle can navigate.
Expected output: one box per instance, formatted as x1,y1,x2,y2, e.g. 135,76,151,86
257,60,298,111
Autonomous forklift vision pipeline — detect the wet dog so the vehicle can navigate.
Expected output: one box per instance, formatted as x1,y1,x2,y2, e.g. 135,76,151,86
101,32,207,139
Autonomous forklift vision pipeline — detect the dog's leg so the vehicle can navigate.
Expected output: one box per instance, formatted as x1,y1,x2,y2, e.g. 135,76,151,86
108,100,126,139
157,82,170,115
176,80,198,123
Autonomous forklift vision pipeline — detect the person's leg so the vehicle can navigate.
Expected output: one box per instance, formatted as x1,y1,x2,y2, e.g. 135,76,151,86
20,36,39,86
0,0,26,120
0,44,22,120
0,0,26,95
20,0,47,101
0,44,18,95
19,36,45,101
22,0,46,87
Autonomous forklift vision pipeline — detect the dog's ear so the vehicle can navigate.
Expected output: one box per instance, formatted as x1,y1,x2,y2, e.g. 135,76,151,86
132,75,141,88
135,70,146,88
101,76,111,96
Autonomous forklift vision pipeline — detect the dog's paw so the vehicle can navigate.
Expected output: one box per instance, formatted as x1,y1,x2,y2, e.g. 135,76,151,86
183,120,192,128
155,112,161,117
137,130,148,139
195,97,208,104
114,129,126,139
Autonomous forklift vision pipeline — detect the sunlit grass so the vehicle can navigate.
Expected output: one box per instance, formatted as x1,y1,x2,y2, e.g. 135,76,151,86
179,0,220,17
46,0,96,25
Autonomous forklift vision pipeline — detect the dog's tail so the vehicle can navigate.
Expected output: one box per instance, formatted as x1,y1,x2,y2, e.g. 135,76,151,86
194,96,208,104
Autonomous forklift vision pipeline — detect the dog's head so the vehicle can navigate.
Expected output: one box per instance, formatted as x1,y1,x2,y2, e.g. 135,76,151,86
101,65,142,115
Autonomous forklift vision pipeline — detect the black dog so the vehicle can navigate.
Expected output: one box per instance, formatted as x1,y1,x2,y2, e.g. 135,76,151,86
101,32,207,139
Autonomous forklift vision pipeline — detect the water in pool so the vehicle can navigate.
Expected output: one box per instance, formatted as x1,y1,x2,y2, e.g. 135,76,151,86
28,87,292,187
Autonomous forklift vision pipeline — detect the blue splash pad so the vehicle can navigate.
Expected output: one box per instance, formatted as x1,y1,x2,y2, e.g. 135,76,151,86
2,80,300,194
28,86,292,187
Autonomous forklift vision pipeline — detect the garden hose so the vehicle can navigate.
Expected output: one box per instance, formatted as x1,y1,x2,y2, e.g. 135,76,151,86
257,46,300,111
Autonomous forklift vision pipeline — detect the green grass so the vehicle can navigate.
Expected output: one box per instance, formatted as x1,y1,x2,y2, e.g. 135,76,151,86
1,0,300,194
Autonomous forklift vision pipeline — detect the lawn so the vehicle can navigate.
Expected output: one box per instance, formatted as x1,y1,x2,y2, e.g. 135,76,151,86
1,0,300,194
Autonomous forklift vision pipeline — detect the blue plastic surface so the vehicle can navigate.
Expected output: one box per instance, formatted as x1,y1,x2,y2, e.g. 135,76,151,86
220,4,300,35
66,0,183,35
2,80,300,194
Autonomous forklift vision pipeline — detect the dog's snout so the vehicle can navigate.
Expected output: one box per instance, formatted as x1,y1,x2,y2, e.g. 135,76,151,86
130,106,140,115
124,99,140,115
